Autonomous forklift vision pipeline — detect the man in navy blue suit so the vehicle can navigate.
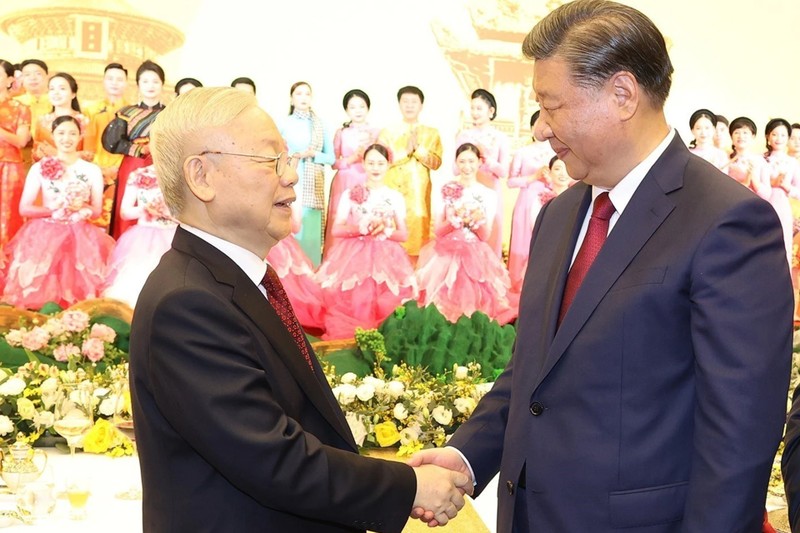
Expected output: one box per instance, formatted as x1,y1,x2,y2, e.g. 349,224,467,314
410,1,793,531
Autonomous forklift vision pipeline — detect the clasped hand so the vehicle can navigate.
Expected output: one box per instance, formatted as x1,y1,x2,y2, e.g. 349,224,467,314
408,448,474,527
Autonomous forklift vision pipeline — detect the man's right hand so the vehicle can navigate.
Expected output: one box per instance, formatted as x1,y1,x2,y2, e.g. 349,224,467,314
409,448,474,526
411,464,472,526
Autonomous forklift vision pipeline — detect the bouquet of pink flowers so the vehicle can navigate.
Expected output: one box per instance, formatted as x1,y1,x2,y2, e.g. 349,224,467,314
447,196,486,231
358,203,396,240
51,180,93,223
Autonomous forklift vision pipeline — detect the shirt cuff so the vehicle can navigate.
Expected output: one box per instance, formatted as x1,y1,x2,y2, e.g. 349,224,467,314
446,446,477,486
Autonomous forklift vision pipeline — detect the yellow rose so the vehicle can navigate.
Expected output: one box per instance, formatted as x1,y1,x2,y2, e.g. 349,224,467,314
374,421,401,447
82,419,114,454
16,398,36,420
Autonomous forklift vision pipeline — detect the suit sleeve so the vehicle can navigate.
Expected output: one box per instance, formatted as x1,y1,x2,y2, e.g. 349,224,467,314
783,385,800,531
447,200,553,494
147,288,416,533
685,195,792,530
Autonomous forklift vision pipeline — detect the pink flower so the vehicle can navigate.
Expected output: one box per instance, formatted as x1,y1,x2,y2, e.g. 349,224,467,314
53,343,80,363
81,338,105,362
4,330,23,347
61,310,90,333
441,181,464,204
539,189,557,205
89,323,116,343
133,165,158,189
21,327,51,351
349,185,369,204
39,157,65,181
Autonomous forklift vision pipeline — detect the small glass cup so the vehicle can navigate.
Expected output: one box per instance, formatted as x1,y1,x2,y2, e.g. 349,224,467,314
65,476,91,520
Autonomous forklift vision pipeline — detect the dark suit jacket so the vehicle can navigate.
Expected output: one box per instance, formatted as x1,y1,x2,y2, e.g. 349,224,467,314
449,134,793,532
130,227,416,532
782,386,800,531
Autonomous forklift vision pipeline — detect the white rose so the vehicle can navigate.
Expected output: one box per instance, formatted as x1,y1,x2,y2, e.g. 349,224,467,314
399,425,421,445
40,377,59,394
454,397,477,415
34,410,55,429
355,384,375,402
393,403,409,421
454,366,469,380
475,382,494,395
0,415,13,436
93,387,110,399
386,381,405,399
432,405,453,426
362,376,385,393
16,398,36,420
345,412,368,447
340,372,358,384
98,397,118,417
0,377,26,396
332,384,357,405
41,391,59,410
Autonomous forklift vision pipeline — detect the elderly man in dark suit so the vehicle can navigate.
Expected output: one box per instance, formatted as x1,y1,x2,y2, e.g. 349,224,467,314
410,1,793,531
129,87,471,533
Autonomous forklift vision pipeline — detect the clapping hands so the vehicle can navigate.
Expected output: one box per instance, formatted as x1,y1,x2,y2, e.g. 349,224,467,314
408,448,474,527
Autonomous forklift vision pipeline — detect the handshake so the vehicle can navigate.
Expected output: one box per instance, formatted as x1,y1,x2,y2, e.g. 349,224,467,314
407,448,474,527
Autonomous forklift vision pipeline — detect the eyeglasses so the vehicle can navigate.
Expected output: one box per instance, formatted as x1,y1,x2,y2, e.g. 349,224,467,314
200,150,295,177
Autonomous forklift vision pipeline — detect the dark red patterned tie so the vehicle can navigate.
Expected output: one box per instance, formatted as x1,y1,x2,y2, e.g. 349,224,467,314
262,265,316,373
558,192,616,325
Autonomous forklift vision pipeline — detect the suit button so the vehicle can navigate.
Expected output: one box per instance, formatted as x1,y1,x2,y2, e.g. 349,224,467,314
506,480,515,495
529,402,544,416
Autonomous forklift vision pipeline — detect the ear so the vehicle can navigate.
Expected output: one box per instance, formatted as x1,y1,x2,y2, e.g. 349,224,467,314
183,154,216,203
610,71,639,121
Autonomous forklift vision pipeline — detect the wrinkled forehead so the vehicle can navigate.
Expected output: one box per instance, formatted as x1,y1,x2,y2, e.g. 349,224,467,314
201,106,284,153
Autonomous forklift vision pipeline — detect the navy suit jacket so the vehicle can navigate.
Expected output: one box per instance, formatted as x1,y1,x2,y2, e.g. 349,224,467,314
130,227,416,532
449,134,792,532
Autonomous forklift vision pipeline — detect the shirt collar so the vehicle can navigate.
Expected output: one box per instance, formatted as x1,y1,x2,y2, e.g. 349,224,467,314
595,128,675,215
180,224,268,287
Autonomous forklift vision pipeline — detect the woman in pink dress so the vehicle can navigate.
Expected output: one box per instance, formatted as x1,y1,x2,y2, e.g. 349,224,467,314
507,156,571,311
725,117,769,198
316,143,417,340
763,117,800,268
416,143,513,324
0,59,31,246
2,115,113,309
323,89,379,257
103,164,177,308
507,110,555,290
688,109,728,169
266,202,325,335
454,89,510,257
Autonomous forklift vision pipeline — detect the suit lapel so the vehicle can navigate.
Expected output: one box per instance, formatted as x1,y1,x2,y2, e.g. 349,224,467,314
535,136,687,388
171,228,357,451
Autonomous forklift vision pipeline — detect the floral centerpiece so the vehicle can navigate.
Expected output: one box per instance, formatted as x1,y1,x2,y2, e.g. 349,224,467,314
323,327,493,457
0,309,133,456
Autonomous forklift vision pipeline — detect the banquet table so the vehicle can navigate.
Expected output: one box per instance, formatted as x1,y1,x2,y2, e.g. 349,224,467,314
0,448,493,532
0,449,142,532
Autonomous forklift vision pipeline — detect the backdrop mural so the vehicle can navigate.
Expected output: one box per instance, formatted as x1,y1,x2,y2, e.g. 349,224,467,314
1,0,798,246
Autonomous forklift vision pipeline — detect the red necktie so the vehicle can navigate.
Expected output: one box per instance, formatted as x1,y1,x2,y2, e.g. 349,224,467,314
262,265,316,373
558,192,615,325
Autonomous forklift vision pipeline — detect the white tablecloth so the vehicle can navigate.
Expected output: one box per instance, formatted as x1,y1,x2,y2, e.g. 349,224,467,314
0,449,142,532
0,448,501,532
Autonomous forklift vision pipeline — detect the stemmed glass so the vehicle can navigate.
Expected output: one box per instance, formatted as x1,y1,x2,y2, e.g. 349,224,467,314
112,372,141,500
52,383,94,458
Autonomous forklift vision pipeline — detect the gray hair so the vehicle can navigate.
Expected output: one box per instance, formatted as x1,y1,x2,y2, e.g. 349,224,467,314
523,0,673,107
150,87,256,214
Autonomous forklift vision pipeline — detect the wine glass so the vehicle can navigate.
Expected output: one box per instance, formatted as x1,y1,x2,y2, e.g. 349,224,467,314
52,383,93,458
112,376,141,500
